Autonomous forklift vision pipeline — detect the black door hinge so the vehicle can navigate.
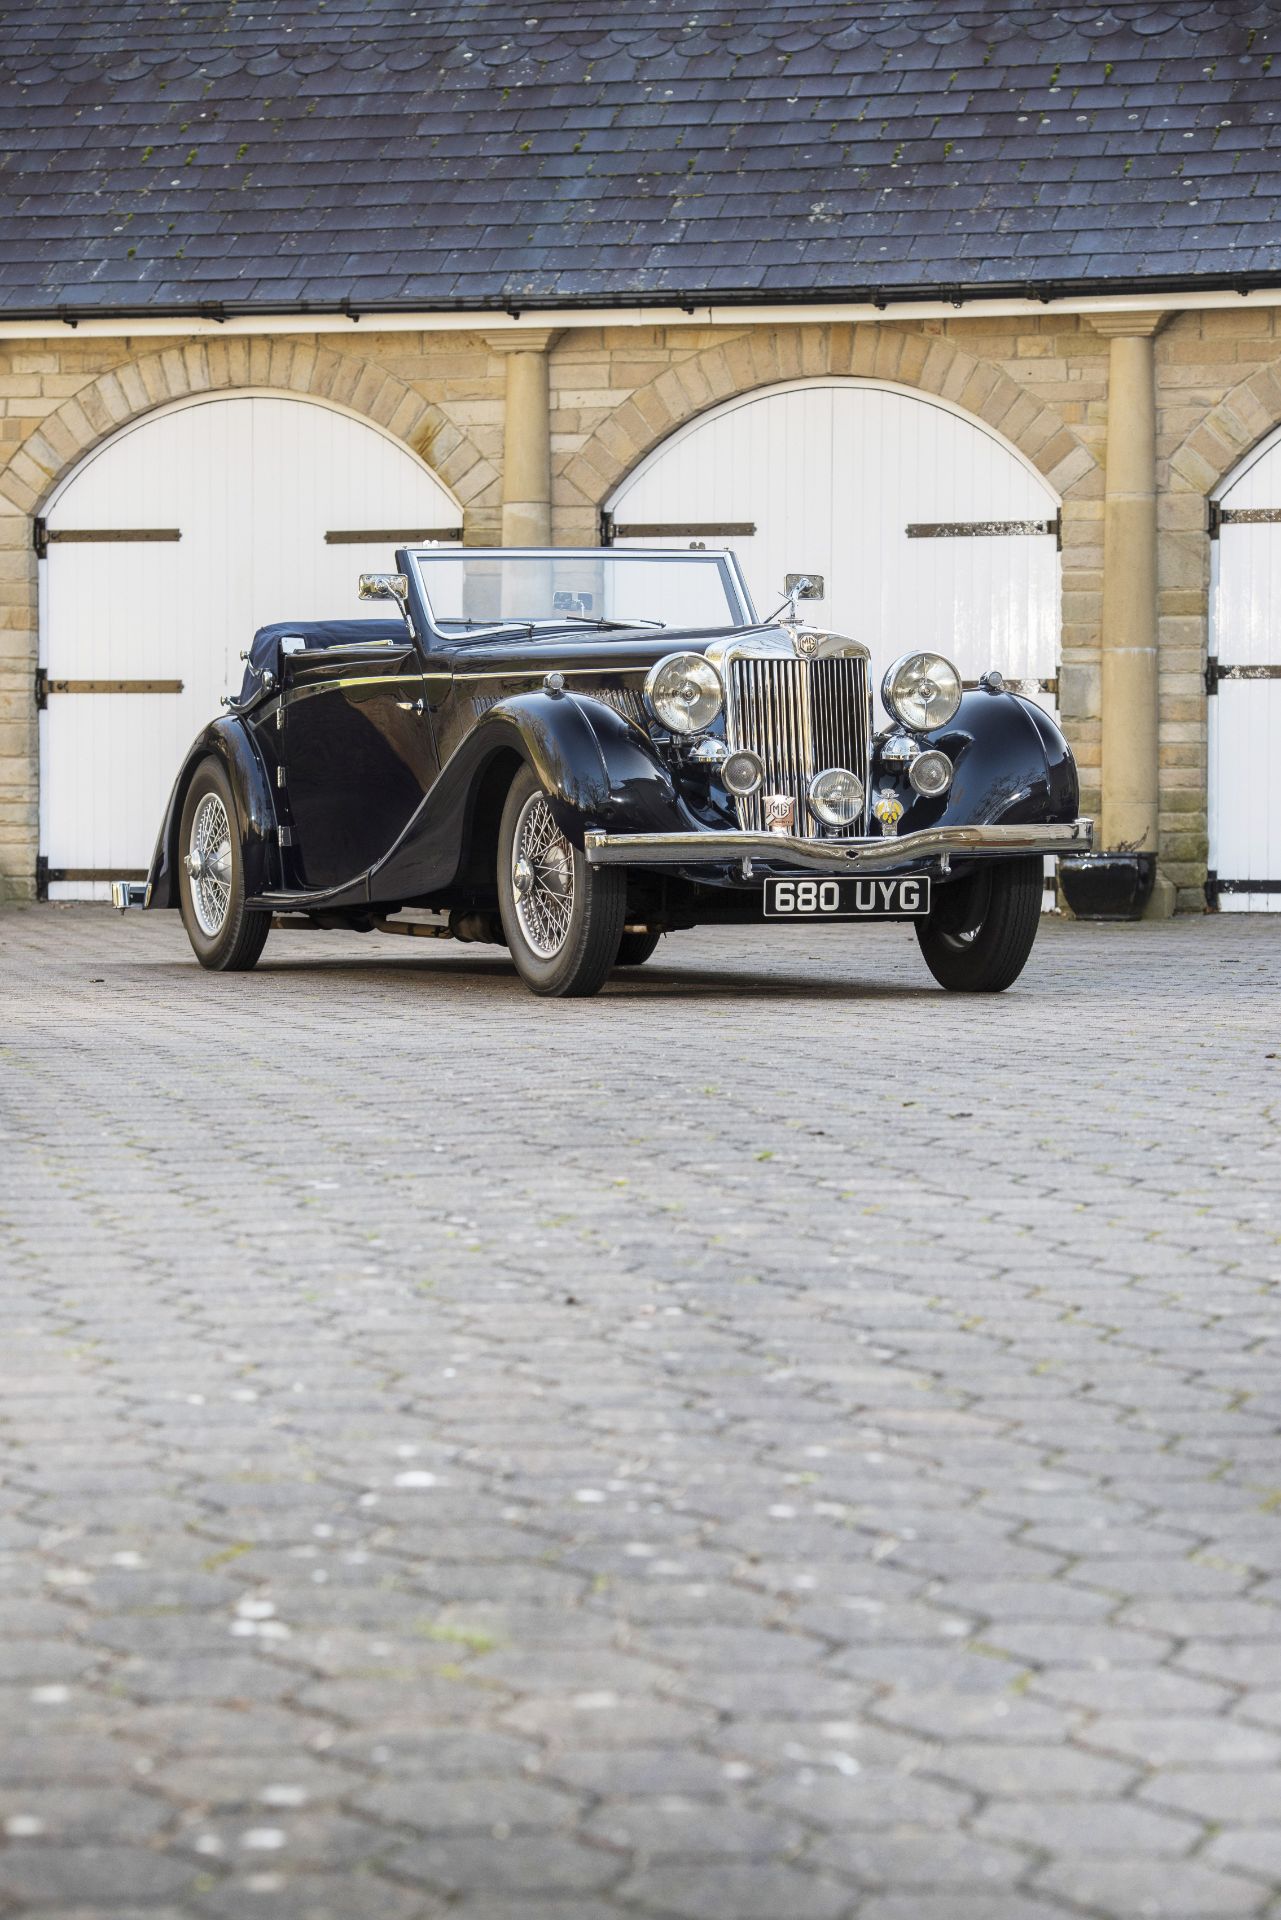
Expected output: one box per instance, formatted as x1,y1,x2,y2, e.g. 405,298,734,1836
33,517,47,559
905,511,1061,549
1206,660,1281,694
1209,503,1281,539
35,855,49,900
34,667,48,709
599,508,615,547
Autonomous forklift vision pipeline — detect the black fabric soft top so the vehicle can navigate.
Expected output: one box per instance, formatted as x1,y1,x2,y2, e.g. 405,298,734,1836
235,619,408,705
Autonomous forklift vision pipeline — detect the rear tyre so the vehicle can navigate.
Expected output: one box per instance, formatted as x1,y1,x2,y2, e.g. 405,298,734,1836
915,855,1042,993
614,930,662,968
497,765,626,997
177,757,270,973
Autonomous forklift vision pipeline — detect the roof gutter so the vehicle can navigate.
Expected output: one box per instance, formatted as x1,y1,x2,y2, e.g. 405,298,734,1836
3,273,1281,339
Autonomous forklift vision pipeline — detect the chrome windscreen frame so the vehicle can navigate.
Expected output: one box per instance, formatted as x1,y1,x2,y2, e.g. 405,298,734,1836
401,545,758,641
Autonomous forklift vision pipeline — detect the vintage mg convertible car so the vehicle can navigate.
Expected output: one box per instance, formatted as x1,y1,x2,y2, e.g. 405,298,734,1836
112,546,1092,997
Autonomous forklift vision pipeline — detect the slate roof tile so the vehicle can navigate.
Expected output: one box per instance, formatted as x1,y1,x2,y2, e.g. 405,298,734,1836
1,0,1280,314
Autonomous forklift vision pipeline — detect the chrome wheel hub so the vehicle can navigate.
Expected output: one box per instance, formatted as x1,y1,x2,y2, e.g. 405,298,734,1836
511,794,575,959
187,792,233,938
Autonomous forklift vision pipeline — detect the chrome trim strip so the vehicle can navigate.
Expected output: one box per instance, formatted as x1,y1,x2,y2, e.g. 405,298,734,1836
583,819,1095,874
280,671,441,710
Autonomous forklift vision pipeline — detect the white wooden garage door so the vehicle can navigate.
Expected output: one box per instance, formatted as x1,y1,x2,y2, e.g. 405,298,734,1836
605,378,1061,715
39,393,461,899
1209,428,1281,911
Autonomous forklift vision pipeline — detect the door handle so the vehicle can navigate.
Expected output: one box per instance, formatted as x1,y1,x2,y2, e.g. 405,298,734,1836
414,698,426,715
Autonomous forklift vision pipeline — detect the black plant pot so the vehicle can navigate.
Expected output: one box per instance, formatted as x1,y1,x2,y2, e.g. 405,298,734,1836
1059,852,1156,921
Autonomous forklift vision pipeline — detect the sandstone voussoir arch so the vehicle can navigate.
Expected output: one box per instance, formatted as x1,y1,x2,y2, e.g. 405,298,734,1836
562,324,1098,513
0,339,498,515
1168,360,1281,497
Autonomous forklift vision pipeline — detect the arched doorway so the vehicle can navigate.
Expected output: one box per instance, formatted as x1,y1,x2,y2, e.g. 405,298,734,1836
38,392,461,898
604,377,1061,713
1209,428,1281,911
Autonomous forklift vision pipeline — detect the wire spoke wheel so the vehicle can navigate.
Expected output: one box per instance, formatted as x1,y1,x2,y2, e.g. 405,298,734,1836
185,792,233,937
511,793,575,959
177,759,270,973
497,767,626,997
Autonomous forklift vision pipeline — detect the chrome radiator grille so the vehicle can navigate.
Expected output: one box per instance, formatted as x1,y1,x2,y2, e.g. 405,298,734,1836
726,653,870,834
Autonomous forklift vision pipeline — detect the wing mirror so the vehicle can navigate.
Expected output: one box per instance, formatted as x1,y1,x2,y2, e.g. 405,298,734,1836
358,571,409,604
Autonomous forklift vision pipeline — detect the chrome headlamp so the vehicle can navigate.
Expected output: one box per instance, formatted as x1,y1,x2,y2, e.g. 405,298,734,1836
881,652,963,731
644,652,723,735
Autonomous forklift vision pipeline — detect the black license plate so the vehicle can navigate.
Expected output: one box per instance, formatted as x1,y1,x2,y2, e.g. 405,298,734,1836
763,874,932,919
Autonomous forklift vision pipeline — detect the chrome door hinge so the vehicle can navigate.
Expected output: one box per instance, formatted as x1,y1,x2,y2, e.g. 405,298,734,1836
277,826,294,848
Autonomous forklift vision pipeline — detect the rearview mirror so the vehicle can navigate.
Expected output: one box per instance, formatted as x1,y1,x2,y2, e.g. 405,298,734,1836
358,571,409,603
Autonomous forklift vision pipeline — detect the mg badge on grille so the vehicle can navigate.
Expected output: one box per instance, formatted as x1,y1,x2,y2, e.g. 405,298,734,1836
764,794,795,834
794,630,819,656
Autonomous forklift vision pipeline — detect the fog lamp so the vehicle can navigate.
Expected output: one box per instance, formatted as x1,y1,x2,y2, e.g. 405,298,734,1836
722,749,765,796
808,766,865,828
908,749,953,798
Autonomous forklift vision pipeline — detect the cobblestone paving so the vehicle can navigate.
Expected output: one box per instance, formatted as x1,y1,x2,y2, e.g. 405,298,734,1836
1,903,1279,1920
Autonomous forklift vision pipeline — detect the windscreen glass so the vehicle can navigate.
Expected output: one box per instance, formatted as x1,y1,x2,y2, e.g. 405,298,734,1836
412,551,747,634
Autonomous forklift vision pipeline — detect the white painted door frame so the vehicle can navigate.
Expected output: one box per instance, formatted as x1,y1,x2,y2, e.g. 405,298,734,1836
38,390,462,899
1208,422,1281,911
605,376,1061,704
607,376,1062,897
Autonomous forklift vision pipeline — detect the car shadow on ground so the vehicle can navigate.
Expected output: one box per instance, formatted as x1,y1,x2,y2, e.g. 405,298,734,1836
145,950,943,1001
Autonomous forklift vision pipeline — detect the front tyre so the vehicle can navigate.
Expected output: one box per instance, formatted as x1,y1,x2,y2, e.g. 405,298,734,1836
177,757,270,973
915,856,1042,993
497,766,626,997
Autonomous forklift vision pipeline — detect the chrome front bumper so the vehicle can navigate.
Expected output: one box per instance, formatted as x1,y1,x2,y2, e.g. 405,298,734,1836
584,818,1094,874
111,881,149,911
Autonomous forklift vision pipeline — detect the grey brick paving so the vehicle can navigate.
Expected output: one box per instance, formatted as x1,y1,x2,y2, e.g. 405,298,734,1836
0,903,1279,1920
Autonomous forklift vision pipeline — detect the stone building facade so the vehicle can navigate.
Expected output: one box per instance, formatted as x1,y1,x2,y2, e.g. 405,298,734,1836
2,300,1277,908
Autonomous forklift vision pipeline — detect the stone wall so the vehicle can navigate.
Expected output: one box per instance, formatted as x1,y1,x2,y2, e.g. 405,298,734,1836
1,307,1278,907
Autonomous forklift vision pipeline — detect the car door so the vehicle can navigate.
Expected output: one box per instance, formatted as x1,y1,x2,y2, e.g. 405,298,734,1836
278,636,438,893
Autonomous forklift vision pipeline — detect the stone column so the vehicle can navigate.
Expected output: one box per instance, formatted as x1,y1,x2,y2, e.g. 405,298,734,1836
485,331,559,546
1089,312,1175,917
